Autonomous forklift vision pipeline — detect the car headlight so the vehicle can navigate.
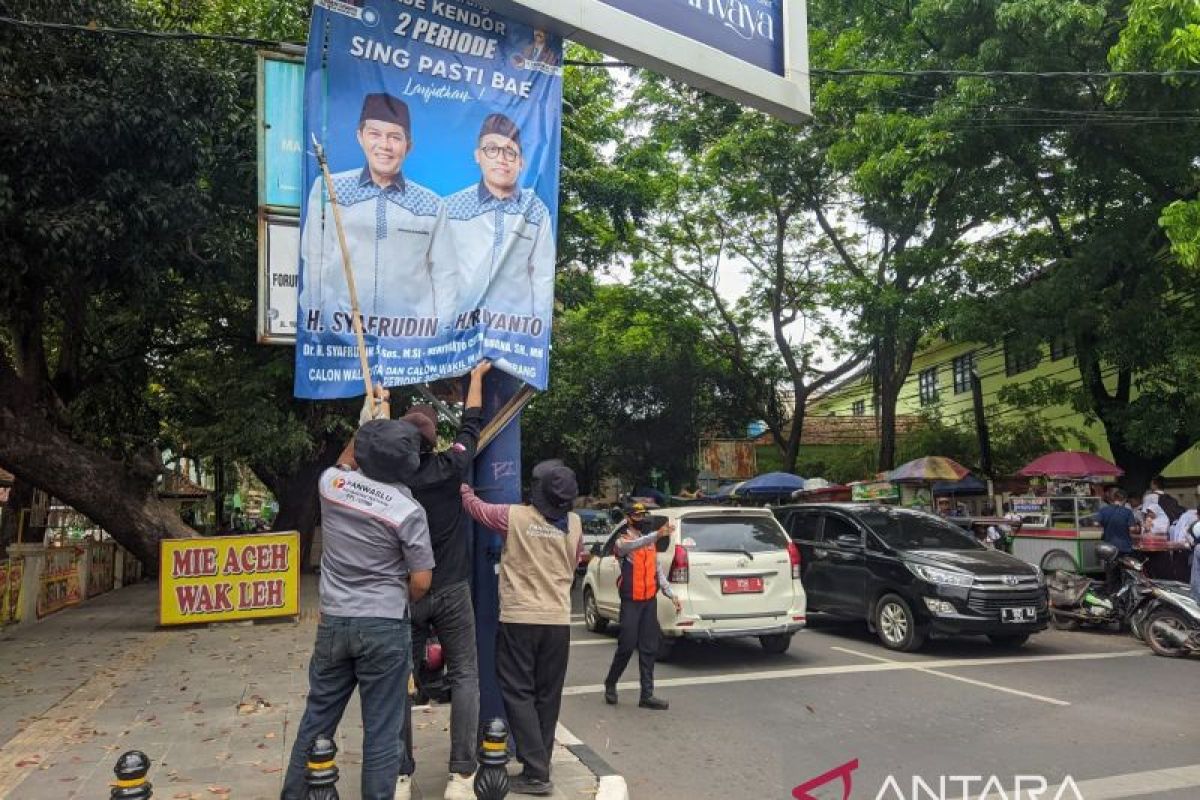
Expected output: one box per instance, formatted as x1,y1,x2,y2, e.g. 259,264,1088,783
907,563,974,588
1034,566,1046,587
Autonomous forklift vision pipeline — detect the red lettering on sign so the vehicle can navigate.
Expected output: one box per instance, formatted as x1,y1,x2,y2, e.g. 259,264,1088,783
239,579,285,610
172,548,217,578
223,547,243,575
213,583,233,612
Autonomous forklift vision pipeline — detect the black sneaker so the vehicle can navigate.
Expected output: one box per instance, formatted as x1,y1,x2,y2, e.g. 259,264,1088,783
510,774,555,796
603,684,617,705
639,695,669,710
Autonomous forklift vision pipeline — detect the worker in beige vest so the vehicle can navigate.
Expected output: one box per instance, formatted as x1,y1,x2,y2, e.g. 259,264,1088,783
460,459,584,797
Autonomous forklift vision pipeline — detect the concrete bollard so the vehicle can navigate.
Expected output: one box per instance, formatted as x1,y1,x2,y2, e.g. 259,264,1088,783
473,718,510,800
109,750,152,799
304,735,340,799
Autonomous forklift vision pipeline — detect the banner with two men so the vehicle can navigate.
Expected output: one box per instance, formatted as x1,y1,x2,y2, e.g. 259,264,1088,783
296,0,563,398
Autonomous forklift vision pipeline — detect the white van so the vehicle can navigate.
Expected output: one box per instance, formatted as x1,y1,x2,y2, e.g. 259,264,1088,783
581,506,807,657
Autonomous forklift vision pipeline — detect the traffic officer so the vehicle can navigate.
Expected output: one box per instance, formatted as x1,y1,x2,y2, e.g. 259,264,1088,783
602,503,681,711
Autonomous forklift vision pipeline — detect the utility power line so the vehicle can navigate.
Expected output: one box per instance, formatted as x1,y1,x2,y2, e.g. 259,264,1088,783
5,16,1200,82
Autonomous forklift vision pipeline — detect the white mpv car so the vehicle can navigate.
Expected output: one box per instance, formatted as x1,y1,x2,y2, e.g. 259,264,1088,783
581,506,807,656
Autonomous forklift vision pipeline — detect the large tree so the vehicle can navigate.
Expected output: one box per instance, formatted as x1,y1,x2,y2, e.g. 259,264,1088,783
915,0,1200,489
0,0,259,567
522,280,753,493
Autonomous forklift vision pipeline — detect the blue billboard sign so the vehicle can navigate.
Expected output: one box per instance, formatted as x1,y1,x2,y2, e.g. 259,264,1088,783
474,0,809,122
597,0,783,75
259,56,305,209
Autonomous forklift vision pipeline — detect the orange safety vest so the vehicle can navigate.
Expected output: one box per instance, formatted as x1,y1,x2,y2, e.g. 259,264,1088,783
618,543,658,602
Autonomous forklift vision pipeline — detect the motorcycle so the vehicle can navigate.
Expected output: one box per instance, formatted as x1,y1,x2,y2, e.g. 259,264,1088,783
1046,543,1155,631
1131,581,1200,657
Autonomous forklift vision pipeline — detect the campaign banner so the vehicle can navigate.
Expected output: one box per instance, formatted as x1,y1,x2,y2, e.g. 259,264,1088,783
296,0,563,398
159,533,300,625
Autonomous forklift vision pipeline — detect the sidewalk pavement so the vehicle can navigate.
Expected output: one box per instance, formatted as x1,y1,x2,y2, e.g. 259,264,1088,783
0,576,621,800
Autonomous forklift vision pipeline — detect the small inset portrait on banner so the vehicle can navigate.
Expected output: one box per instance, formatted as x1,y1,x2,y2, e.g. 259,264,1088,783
513,28,559,68
299,92,452,332
438,113,554,323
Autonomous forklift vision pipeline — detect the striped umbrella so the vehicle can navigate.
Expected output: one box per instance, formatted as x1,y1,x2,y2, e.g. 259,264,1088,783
888,456,971,483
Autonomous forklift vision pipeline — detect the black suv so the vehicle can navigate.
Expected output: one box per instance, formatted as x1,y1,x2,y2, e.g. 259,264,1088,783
773,503,1048,651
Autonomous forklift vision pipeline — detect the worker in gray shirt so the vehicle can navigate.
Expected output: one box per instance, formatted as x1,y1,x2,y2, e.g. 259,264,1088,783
282,413,435,800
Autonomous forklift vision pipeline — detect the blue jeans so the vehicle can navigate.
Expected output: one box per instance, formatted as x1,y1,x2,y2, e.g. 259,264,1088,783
281,615,411,800
400,580,480,775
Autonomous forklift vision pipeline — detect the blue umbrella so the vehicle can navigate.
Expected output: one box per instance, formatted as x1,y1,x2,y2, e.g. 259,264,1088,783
736,472,806,497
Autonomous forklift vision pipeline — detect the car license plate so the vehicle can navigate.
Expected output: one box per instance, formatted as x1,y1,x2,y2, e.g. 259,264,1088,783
721,576,763,594
1001,607,1036,623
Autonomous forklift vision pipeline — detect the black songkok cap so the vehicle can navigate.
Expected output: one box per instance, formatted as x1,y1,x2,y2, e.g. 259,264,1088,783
359,93,411,136
478,113,521,150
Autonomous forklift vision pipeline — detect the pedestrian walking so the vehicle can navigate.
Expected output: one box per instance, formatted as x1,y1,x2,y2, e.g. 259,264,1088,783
460,460,585,796
602,503,680,711
281,405,435,800
395,361,491,800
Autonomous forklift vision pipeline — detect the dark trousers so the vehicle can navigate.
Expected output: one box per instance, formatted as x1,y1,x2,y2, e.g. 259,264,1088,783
495,622,570,782
400,580,480,776
604,597,659,699
281,616,411,800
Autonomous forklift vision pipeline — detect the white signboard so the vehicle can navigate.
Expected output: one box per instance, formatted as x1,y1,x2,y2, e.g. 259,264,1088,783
257,214,299,344
475,0,810,123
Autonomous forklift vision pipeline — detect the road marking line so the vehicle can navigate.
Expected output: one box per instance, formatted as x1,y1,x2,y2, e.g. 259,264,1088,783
830,646,896,663
916,667,1070,706
571,638,615,647
977,763,1200,800
830,646,1069,705
555,722,583,746
561,648,1147,696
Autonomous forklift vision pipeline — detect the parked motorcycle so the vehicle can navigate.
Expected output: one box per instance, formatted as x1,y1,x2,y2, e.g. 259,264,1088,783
1046,543,1154,631
1131,582,1200,657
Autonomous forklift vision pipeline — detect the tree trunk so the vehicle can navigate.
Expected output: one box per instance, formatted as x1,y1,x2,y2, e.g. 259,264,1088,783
252,435,343,573
0,477,41,550
782,400,805,474
874,329,918,473
0,400,196,574
1109,441,1177,496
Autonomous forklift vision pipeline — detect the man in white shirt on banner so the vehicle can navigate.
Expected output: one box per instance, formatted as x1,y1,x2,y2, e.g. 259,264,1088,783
441,113,554,323
300,93,451,330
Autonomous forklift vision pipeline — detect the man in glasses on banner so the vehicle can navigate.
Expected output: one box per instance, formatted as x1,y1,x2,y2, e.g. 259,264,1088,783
300,93,451,330
441,113,554,323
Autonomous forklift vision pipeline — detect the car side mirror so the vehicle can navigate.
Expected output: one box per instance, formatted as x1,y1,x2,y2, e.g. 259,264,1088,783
835,534,862,549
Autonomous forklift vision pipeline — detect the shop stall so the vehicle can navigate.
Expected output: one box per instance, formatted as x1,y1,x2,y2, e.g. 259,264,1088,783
1008,494,1105,574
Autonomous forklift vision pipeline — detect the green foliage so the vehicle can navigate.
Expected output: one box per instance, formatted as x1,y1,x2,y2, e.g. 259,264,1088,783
522,280,755,493
0,0,255,459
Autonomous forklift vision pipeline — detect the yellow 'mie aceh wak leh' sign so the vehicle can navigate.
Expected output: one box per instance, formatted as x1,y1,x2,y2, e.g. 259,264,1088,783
159,532,300,626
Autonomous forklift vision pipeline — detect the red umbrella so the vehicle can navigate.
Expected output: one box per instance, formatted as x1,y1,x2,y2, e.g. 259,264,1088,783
1018,451,1123,478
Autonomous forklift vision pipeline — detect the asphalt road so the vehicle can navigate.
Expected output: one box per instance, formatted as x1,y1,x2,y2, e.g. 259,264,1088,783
558,588,1198,800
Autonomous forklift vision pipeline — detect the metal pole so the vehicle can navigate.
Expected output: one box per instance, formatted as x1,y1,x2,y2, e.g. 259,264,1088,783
310,134,379,413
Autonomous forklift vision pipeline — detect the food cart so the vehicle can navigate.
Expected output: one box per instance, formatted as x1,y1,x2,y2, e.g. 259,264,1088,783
1008,495,1105,574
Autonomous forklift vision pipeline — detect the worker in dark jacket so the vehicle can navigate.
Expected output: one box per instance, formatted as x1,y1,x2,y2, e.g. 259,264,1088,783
394,360,490,800
602,503,680,710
